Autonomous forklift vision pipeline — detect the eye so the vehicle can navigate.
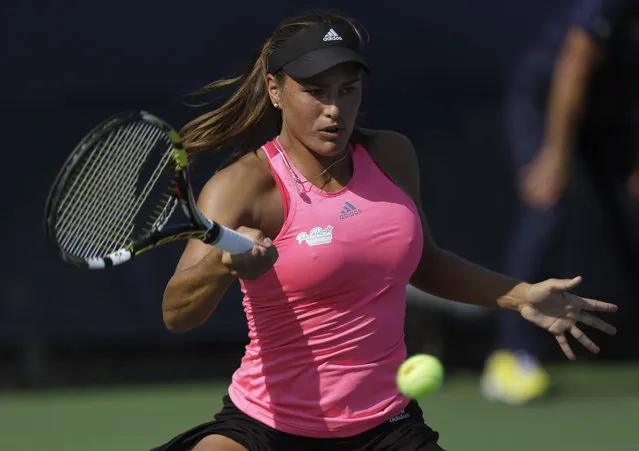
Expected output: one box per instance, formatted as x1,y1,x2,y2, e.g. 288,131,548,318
305,88,323,97
341,85,358,94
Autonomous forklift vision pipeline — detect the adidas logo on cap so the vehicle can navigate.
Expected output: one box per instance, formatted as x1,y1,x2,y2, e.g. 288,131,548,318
323,28,343,42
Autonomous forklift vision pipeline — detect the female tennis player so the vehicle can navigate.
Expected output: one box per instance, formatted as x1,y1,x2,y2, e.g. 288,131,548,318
153,10,618,451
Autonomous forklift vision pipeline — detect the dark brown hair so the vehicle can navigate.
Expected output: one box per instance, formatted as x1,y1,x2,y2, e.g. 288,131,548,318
180,10,367,164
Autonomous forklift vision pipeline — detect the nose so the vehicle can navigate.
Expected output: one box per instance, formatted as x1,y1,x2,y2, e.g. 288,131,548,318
323,101,340,120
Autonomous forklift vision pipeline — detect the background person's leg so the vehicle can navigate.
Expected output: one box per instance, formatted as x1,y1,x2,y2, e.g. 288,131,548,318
497,204,562,354
481,204,561,405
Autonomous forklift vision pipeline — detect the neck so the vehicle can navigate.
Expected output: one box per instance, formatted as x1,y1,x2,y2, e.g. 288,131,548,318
277,129,353,188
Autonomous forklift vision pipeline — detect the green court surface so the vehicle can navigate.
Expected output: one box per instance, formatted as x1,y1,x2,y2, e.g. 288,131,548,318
1,363,637,451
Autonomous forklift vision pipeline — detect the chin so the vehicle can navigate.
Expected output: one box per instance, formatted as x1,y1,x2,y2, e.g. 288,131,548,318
312,134,350,156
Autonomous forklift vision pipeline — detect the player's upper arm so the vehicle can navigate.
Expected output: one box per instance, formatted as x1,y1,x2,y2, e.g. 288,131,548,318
365,130,437,250
175,153,275,272
365,129,423,209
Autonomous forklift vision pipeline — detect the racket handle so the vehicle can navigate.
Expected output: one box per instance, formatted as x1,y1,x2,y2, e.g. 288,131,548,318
206,224,255,254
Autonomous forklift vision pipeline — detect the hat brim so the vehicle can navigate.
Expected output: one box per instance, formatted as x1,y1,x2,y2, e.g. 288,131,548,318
282,47,369,80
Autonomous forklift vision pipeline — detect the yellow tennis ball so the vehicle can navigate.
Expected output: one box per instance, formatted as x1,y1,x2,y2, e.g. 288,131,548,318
396,354,444,399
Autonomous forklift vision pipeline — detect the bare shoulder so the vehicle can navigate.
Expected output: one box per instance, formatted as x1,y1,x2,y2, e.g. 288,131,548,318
356,128,421,201
358,129,417,163
172,149,279,272
196,148,276,229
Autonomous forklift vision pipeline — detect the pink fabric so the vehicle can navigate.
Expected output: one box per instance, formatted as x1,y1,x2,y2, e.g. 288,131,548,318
229,137,423,438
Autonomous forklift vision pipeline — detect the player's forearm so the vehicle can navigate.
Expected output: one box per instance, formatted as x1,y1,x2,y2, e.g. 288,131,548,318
410,247,530,311
162,252,236,333
543,27,598,155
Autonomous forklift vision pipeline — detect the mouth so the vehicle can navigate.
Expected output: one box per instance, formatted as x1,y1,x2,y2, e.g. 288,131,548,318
319,126,343,138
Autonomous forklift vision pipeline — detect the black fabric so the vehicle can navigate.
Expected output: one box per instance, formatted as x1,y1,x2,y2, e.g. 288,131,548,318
150,394,444,451
267,21,368,79
282,46,368,80
578,0,639,146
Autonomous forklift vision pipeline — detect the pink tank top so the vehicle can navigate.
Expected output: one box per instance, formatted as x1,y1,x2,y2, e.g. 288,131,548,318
228,136,424,438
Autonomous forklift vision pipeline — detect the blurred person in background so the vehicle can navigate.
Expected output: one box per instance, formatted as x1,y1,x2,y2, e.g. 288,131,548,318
482,0,639,405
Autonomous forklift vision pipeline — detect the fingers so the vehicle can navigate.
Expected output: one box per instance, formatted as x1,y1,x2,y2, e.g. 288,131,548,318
555,334,576,360
570,326,599,354
556,317,615,358
235,226,266,245
251,238,272,258
222,226,278,280
234,226,272,255
579,311,617,335
550,276,582,292
263,241,279,265
254,240,279,268
582,297,618,313
249,239,276,261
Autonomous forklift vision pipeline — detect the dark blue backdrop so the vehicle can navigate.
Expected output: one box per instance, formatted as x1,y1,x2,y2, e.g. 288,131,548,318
5,1,632,367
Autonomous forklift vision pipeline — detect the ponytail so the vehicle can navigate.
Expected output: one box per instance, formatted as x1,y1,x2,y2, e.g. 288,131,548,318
180,39,280,164
181,9,364,166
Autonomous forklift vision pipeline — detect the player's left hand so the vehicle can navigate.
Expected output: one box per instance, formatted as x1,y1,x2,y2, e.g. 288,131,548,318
519,276,618,360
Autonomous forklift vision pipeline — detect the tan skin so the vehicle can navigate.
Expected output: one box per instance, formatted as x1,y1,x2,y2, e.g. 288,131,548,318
165,63,618,451
521,27,599,209
522,26,639,208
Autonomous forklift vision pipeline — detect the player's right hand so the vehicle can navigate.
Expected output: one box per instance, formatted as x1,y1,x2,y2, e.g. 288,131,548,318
519,147,571,210
221,226,278,280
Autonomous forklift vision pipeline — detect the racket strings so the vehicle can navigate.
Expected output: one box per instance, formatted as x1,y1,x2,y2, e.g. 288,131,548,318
79,125,172,256
58,123,156,255
55,121,176,259
57,124,132,217
144,192,178,233
74,125,166,256
57,125,136,253
98,146,175,253
61,126,169,258
59,123,152,254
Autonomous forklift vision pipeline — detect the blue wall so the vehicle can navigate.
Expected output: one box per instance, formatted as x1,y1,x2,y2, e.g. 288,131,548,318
8,0,631,356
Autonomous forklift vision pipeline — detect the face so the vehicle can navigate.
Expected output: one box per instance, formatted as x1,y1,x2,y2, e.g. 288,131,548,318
267,62,363,156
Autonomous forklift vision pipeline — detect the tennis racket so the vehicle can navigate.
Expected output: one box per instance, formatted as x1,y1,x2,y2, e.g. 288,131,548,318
44,110,255,269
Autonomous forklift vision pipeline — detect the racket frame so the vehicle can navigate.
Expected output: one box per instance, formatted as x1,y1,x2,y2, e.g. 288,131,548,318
44,111,249,269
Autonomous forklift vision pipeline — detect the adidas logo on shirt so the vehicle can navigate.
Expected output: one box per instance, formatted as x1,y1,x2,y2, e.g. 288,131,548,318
323,28,343,42
340,202,363,219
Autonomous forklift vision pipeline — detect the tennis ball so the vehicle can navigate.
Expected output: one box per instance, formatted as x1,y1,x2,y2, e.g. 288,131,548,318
396,354,444,399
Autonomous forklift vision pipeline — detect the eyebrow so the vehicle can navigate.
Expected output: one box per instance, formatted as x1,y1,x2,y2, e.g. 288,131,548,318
304,77,361,88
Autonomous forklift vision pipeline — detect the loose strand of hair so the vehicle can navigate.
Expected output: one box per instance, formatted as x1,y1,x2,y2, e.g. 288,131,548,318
179,40,275,164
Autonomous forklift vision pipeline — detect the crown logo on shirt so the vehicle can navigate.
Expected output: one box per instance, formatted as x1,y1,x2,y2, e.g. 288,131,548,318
296,225,334,246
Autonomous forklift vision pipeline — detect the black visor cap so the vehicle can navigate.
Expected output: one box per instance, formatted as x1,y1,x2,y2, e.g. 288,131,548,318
267,22,369,80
